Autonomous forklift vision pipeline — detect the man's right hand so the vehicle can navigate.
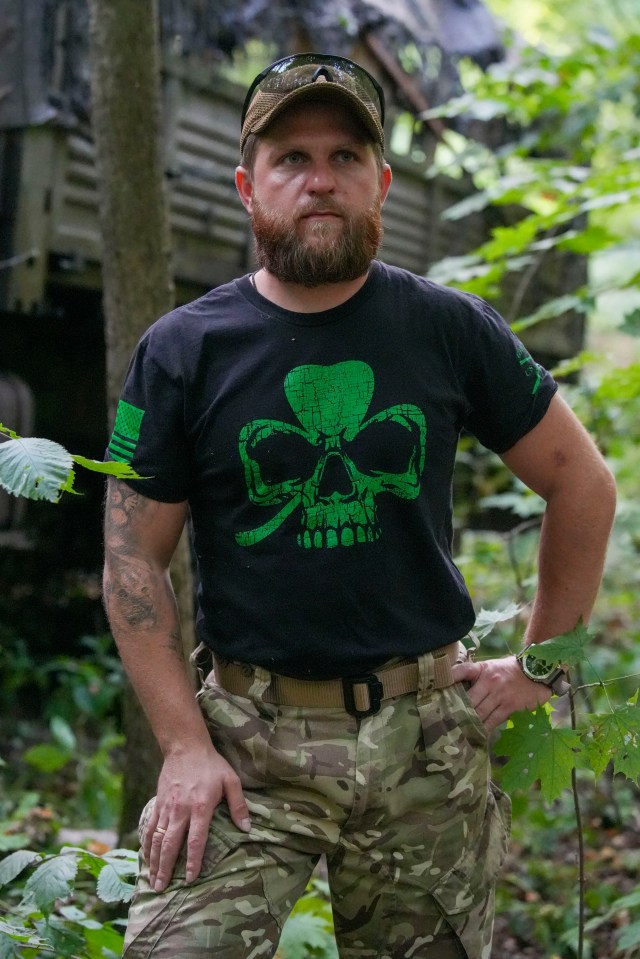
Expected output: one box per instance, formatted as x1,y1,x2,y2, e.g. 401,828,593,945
143,744,251,892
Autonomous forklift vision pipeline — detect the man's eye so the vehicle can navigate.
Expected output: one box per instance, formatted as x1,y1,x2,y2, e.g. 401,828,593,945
282,153,304,164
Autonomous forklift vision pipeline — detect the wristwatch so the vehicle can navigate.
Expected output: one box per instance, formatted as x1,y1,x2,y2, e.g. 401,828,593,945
516,648,570,696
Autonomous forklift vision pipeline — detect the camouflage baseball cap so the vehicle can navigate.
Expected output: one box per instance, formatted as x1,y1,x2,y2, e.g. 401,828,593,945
240,53,385,153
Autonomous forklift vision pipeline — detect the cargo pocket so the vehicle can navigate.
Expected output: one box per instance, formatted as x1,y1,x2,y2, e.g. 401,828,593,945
431,782,512,916
122,820,244,956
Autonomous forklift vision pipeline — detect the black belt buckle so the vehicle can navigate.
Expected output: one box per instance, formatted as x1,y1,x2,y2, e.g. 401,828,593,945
342,674,384,718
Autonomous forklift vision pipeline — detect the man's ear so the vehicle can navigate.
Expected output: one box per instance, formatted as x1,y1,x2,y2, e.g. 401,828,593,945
380,163,392,206
235,166,254,213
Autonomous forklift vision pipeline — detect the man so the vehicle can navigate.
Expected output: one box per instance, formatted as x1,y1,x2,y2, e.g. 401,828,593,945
103,53,616,958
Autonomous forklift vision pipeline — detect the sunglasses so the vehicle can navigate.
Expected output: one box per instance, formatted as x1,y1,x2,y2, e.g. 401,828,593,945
241,53,386,128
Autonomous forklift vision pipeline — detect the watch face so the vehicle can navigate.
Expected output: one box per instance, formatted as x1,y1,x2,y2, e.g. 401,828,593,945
522,653,556,681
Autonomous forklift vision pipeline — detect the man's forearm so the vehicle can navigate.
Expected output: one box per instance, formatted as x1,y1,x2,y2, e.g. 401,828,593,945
104,558,214,756
103,480,212,755
524,468,616,646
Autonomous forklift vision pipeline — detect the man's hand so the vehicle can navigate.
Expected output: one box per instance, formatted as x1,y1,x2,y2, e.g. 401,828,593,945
451,655,551,731
144,744,251,892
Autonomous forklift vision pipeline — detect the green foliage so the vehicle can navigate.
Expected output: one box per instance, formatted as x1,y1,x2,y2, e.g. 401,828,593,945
0,425,141,502
583,697,640,780
19,719,124,829
0,846,136,958
496,706,583,802
45,635,124,727
471,602,522,644
1,635,124,832
424,32,640,327
278,878,338,959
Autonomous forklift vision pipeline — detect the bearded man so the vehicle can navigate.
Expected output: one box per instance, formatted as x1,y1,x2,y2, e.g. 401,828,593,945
104,54,616,958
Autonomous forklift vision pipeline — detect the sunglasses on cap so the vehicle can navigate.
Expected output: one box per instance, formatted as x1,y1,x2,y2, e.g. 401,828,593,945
241,53,386,129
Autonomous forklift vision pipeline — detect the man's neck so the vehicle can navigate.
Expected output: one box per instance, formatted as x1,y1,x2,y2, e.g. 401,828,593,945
253,269,370,313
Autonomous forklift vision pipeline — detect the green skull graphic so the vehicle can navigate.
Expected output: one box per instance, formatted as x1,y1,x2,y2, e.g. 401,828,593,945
236,361,427,548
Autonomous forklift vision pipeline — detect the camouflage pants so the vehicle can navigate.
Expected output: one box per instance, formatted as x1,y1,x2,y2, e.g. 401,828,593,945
123,647,511,958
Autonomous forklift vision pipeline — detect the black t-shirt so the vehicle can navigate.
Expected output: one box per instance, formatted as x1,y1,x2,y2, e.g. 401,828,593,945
107,260,557,678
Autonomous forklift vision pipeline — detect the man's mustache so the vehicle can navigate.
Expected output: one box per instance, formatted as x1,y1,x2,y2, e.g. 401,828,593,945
296,200,345,218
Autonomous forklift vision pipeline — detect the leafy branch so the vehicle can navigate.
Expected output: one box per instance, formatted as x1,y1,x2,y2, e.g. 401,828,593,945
0,424,141,502
0,846,137,957
423,34,640,325
487,620,640,959
494,623,640,799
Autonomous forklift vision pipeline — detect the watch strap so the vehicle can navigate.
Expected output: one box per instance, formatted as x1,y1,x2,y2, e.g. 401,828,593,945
548,671,571,696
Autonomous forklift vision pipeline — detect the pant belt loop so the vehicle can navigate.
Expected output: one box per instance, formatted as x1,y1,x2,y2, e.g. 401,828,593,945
432,643,458,690
416,650,436,703
248,665,272,703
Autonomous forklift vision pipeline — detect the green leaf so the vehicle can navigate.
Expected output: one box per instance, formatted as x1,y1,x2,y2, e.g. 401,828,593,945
83,922,126,958
50,715,77,751
524,622,592,669
511,294,587,334
473,603,522,640
556,223,615,253
441,189,493,220
33,916,85,957
585,886,640,931
0,849,42,888
102,848,139,871
0,918,47,954
494,708,583,802
596,363,640,401
0,931,23,958
480,490,545,518
583,701,640,781
58,904,102,930
60,848,105,880
24,853,78,915
278,913,338,959
23,743,72,773
549,351,600,379
620,308,640,337
0,833,31,853
618,920,640,951
71,454,144,480
0,435,73,502
96,863,136,903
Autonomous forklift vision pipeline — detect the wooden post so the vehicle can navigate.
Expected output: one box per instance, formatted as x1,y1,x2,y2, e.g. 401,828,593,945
87,0,195,841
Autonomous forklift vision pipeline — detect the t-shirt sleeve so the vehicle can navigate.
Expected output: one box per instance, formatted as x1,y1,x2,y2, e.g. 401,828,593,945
461,297,558,453
105,327,190,502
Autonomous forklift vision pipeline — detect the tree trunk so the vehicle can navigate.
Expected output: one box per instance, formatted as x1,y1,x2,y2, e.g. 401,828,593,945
87,0,195,842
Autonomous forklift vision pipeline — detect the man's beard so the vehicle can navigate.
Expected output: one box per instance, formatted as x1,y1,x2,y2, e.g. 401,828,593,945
250,197,384,287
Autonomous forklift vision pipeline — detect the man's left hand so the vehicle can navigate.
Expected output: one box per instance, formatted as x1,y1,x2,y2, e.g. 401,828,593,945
451,655,552,731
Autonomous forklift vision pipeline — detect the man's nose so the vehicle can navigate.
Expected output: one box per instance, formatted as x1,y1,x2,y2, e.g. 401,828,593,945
307,161,336,193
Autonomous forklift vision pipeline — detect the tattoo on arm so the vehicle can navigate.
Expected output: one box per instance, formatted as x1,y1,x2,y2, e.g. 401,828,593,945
103,481,170,632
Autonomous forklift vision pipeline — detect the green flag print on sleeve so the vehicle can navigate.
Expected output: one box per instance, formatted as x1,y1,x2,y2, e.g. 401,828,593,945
236,361,427,549
108,400,145,464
